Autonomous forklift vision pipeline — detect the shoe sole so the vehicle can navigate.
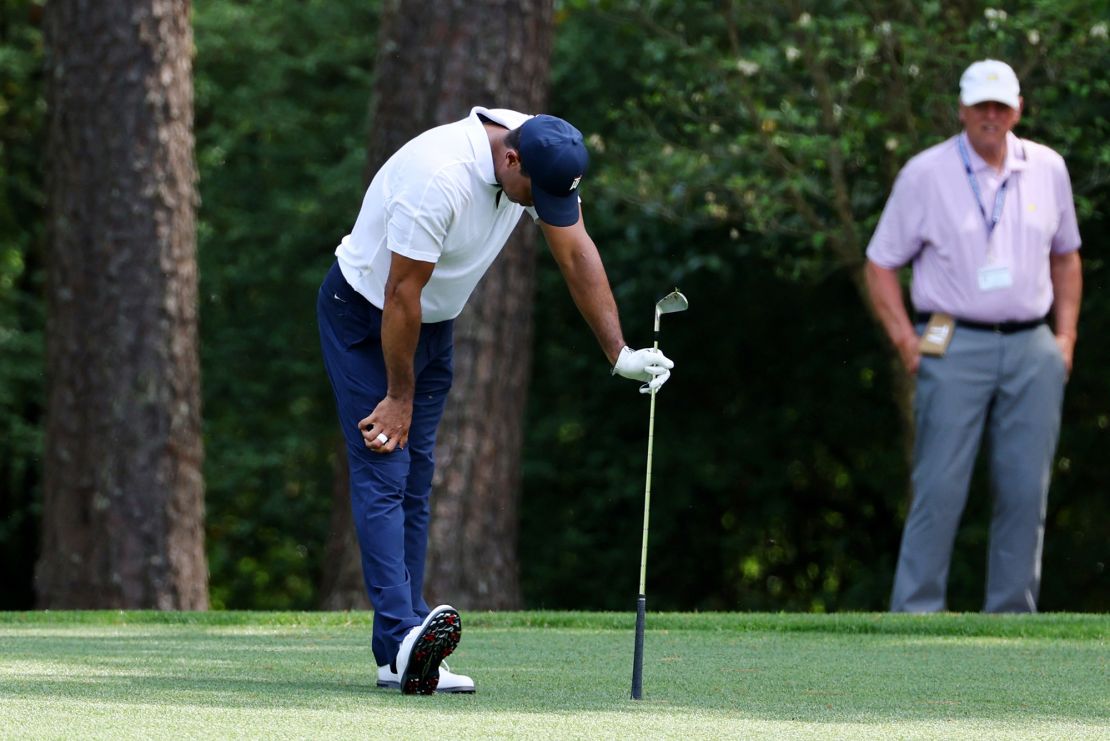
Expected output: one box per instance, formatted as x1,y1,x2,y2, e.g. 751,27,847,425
400,607,461,695
376,678,475,694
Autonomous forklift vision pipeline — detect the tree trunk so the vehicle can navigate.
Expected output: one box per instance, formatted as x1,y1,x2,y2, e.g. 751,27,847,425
319,0,554,610
36,0,207,609
317,443,368,610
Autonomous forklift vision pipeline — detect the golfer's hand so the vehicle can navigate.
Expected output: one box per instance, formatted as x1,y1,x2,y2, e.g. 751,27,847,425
359,396,412,454
612,346,674,394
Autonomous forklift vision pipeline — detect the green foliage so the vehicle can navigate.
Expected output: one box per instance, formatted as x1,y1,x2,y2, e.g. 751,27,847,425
193,0,378,609
555,0,1109,277
522,0,1110,611
523,256,905,612
0,0,44,609
2,0,1106,614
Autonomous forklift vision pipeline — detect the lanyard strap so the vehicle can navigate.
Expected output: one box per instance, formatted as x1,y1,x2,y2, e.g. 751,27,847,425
957,135,1009,237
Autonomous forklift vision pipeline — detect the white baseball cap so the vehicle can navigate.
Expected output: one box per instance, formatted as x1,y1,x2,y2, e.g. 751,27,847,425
959,59,1021,109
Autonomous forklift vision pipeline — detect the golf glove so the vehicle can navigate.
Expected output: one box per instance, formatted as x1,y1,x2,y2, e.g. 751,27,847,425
612,346,674,394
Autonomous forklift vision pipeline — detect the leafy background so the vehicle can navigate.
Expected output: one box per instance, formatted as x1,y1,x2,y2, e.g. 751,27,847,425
1,0,1106,611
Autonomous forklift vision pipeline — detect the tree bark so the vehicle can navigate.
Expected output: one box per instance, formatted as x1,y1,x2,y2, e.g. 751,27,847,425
36,0,207,609
317,444,367,610
319,0,554,610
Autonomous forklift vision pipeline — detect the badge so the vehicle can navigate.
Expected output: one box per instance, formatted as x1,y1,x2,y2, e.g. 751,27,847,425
978,265,1013,292
919,313,955,357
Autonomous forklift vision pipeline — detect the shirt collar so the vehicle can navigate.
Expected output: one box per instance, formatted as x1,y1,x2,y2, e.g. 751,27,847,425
465,107,499,187
959,131,1027,175
1004,131,1028,173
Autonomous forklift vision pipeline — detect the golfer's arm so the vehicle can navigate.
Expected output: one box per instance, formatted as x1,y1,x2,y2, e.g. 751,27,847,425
864,260,916,347
1049,250,1082,340
540,211,626,365
381,252,435,401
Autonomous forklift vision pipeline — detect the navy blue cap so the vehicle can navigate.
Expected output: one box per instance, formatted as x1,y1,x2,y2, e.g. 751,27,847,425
518,115,589,227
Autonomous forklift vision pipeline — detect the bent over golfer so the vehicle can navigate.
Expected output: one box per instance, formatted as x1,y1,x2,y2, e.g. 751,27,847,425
317,107,675,695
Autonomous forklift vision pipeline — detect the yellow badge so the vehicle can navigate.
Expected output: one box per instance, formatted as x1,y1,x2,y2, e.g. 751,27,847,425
919,313,955,357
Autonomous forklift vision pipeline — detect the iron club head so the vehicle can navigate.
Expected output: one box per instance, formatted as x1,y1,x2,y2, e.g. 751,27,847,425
653,289,688,332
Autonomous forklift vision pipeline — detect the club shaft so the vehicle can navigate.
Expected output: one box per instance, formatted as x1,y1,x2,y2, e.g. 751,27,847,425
632,292,684,702
631,342,658,701
638,338,659,596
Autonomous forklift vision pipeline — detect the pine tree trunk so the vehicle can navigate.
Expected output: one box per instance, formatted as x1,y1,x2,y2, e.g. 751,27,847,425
319,0,554,610
317,445,367,610
36,0,207,609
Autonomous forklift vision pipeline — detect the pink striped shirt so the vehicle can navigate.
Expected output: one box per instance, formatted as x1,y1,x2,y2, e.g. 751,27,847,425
867,131,1081,323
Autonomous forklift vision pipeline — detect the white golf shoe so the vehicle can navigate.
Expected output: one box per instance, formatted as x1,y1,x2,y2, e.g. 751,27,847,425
377,660,475,693
393,604,462,695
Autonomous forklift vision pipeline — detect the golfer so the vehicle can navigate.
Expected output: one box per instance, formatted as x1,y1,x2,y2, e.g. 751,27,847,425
317,107,674,694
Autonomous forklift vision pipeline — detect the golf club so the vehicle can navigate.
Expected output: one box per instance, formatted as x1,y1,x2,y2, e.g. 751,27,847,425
631,288,688,700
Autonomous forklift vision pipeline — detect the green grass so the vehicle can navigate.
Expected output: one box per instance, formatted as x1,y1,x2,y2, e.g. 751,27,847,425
1,612,1106,739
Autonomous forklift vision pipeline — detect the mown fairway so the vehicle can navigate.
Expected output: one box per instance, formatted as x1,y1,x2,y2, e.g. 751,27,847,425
0,612,1106,739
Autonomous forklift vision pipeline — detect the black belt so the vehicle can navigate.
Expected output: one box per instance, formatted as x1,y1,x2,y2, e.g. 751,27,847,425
915,313,1047,334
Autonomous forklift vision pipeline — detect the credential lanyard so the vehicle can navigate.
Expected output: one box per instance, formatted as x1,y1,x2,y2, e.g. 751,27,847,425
957,135,1008,238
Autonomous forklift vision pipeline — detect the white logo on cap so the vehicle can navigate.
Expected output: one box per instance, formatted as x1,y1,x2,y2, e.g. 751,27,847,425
569,175,582,191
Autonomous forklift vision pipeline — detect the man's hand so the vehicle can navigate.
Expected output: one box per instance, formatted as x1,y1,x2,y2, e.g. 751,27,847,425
1049,250,1081,379
358,396,412,454
865,260,920,375
1055,333,1075,377
363,250,434,454
895,332,921,375
612,346,675,394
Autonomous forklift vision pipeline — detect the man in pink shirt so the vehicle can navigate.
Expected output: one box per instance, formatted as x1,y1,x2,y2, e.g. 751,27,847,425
865,59,1082,612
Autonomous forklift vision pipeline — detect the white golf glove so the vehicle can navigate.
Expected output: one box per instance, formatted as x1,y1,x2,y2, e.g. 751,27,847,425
612,346,675,394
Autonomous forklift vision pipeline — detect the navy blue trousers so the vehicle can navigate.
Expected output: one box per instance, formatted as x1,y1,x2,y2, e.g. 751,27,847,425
317,262,454,666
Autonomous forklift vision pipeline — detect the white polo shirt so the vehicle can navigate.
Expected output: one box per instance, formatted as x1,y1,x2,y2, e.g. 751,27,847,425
336,106,539,322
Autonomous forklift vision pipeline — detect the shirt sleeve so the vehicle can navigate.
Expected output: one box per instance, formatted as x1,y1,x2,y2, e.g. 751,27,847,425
384,173,461,264
1050,157,1082,254
866,162,926,269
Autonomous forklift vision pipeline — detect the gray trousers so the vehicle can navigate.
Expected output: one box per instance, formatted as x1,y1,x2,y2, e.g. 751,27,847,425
890,323,1066,613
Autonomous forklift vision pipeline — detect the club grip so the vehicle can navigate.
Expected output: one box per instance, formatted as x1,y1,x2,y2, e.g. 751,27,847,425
631,594,646,699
